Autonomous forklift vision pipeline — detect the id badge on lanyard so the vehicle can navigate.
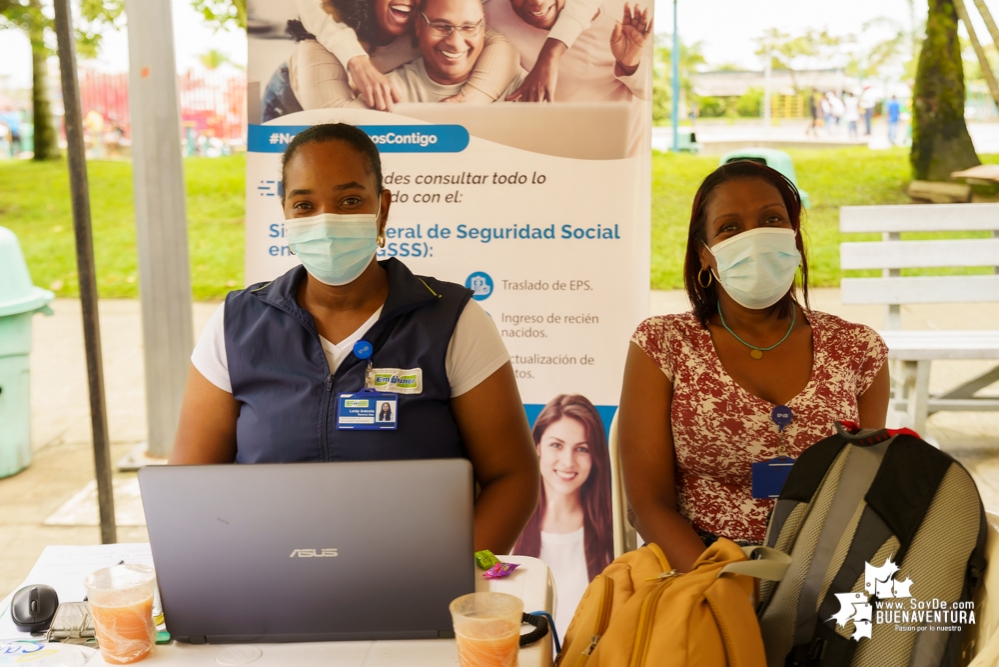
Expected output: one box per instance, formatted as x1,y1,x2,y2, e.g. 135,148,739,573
751,405,795,499
336,340,399,431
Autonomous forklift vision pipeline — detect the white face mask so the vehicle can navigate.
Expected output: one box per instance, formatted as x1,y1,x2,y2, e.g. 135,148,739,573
706,227,801,310
285,206,381,286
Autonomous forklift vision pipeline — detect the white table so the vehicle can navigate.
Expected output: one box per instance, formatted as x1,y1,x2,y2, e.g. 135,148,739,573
0,548,554,667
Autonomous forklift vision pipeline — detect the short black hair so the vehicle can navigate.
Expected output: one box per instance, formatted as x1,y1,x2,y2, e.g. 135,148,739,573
280,123,384,198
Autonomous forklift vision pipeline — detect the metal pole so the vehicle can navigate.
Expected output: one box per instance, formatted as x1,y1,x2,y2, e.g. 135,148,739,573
972,0,999,49
52,0,117,544
955,0,999,109
763,48,772,127
124,0,194,461
671,0,679,152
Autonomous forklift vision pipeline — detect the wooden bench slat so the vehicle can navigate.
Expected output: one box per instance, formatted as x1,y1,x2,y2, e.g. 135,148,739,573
892,398,999,411
840,203,999,233
840,239,999,269
881,331,999,344
839,203,999,428
880,332,999,359
841,275,999,305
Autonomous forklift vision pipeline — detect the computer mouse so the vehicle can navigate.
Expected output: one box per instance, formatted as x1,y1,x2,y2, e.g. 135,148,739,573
11,584,59,632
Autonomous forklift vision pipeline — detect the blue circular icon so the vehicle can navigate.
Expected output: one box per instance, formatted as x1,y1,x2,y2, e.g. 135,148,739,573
353,340,373,360
465,272,494,301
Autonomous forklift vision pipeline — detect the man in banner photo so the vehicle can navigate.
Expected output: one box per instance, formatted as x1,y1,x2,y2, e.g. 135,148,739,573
362,0,527,105
260,0,613,117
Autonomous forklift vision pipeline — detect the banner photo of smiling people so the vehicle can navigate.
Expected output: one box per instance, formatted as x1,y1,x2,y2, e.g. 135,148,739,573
246,0,652,637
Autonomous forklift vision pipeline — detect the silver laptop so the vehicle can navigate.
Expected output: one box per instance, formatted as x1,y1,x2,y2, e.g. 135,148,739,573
138,459,474,643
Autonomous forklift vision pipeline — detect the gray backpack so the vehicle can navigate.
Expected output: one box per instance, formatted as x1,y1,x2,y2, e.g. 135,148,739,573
757,423,986,667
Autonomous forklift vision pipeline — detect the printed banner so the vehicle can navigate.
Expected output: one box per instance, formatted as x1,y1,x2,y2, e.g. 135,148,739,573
247,0,652,636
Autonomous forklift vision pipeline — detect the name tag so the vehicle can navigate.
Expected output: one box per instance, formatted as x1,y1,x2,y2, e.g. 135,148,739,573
337,391,398,430
751,457,796,499
370,368,423,394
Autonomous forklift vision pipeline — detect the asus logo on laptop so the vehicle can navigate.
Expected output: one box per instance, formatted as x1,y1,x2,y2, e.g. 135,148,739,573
289,548,339,558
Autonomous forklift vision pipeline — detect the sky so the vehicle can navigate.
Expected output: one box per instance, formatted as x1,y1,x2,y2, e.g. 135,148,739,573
0,0,993,91
0,1,246,90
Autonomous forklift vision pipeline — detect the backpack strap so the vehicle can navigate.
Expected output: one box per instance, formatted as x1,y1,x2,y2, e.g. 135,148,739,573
766,433,851,550
813,505,894,625
769,424,902,550
863,434,952,563
779,433,851,504
794,434,955,667
719,546,792,581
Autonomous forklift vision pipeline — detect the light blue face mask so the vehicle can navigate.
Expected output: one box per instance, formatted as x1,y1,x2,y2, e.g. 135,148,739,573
707,227,801,310
286,206,381,286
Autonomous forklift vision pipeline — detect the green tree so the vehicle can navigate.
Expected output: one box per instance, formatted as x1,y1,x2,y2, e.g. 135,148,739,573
652,34,707,125
199,47,243,70
910,0,980,181
192,0,245,30
0,0,124,160
857,8,926,84
754,28,848,94
736,87,764,117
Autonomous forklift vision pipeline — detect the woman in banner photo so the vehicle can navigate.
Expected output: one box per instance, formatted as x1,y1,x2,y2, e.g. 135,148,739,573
171,123,539,554
514,394,613,637
618,160,890,572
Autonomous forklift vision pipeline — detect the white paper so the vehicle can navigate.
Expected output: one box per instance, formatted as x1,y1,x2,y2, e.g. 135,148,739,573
0,544,154,642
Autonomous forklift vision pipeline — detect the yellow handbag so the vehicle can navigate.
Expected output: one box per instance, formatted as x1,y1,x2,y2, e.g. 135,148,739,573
557,538,790,667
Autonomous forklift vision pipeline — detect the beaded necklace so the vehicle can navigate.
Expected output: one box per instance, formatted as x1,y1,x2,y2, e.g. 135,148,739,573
717,302,795,360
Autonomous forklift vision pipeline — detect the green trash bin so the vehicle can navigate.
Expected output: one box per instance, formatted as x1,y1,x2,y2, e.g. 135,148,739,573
0,226,54,478
718,148,811,209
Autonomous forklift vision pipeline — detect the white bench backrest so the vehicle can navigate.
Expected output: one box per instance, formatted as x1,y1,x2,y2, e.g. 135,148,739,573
838,203,999,329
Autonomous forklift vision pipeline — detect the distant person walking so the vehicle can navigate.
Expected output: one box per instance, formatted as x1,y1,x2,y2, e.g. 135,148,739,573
844,91,860,139
860,86,878,136
828,92,845,135
887,95,901,145
807,91,819,136
821,92,832,133
0,111,22,158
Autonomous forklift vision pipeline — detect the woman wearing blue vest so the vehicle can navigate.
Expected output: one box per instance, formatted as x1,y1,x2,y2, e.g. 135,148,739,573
171,123,540,554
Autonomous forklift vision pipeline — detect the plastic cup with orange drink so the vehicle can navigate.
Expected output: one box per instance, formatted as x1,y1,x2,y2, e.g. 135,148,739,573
85,564,157,664
450,592,523,667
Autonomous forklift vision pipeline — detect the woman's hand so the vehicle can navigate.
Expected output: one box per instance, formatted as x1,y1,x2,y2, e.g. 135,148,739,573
610,3,651,77
451,362,540,554
170,365,239,464
507,38,567,102
347,55,401,111
618,343,706,572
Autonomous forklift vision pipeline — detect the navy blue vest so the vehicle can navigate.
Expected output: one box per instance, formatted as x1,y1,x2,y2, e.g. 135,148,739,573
223,259,472,463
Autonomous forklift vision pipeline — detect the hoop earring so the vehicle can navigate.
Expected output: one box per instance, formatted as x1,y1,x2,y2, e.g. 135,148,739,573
698,267,713,289
377,231,386,248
